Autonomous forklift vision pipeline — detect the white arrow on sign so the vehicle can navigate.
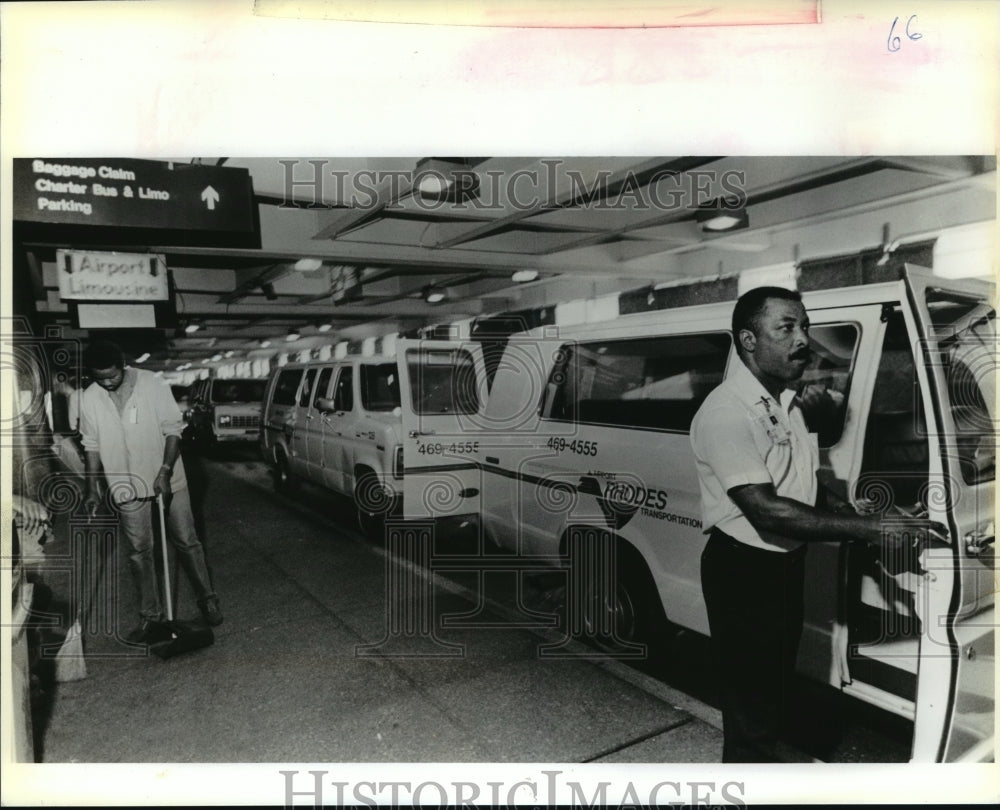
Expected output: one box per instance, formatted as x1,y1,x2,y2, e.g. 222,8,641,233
201,185,220,210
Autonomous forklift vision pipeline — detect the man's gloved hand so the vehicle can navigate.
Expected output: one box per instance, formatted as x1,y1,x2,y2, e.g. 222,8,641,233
872,517,948,576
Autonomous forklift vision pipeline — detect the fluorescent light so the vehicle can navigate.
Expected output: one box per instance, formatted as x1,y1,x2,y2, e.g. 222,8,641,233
259,339,272,349
317,322,333,333
184,322,201,333
511,269,539,283
294,258,323,272
223,350,235,358
285,330,301,342
211,354,223,362
134,352,150,363
425,290,445,304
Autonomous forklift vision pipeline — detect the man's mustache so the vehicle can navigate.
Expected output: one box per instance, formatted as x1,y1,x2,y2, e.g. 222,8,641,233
789,348,812,361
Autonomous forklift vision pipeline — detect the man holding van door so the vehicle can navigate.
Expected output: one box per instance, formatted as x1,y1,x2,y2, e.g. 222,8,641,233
690,286,945,763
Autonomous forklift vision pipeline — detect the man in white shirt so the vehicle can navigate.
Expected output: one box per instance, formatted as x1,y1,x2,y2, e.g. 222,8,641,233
80,341,222,642
690,286,944,762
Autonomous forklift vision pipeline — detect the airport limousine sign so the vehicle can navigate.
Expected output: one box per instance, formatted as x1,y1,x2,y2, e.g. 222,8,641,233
13,158,255,235
56,249,168,301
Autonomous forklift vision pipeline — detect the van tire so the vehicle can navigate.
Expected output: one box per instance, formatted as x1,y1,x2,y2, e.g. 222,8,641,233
355,468,394,542
567,529,671,667
274,449,296,494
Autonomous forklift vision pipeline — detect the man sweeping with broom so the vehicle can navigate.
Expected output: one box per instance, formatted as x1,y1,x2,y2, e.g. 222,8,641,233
80,341,223,646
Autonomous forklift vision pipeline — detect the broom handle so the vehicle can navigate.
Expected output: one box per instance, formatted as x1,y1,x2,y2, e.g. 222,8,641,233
157,494,174,621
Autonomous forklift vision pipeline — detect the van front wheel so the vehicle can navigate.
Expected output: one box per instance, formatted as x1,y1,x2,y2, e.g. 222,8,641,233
567,531,671,668
355,470,394,542
274,450,296,495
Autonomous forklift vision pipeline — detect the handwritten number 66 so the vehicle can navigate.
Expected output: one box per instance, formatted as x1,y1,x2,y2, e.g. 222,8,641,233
888,15,922,52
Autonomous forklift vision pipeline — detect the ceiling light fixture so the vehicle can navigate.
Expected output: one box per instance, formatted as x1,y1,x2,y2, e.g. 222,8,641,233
285,329,301,342
414,157,480,203
695,199,749,232
223,350,235,358
184,321,202,334
134,352,150,363
294,258,323,272
211,354,223,362
259,339,272,349
423,286,446,304
511,269,539,283
317,322,333,333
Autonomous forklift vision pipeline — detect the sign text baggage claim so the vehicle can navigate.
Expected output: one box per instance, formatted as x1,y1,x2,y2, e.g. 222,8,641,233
32,159,169,215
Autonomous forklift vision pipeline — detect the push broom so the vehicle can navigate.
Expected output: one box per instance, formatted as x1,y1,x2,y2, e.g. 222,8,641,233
147,493,215,659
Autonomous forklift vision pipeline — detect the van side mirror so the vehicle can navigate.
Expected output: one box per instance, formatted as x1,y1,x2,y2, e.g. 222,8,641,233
315,397,336,413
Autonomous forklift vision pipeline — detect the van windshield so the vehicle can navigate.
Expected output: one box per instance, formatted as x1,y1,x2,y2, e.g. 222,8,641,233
212,379,267,404
925,289,996,484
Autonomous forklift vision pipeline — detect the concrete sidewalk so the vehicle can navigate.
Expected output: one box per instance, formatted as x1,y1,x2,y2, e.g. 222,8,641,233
27,451,725,764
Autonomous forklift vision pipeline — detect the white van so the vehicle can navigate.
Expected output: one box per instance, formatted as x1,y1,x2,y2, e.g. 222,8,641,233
260,356,404,537
400,266,995,762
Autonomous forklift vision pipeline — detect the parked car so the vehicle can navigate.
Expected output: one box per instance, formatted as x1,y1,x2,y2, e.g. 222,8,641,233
186,377,267,449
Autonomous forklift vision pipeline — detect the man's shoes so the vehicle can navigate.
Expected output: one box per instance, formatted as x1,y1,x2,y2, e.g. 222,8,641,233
198,596,224,627
126,618,171,645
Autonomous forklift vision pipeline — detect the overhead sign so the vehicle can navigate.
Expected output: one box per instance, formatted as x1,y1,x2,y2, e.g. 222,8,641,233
57,249,168,301
13,158,256,237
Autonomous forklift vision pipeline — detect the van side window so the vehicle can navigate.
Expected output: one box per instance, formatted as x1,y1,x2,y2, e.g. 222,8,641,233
799,323,859,448
273,369,304,406
298,369,317,408
333,367,354,411
925,290,996,484
313,367,333,409
543,332,731,432
858,311,929,509
406,348,480,415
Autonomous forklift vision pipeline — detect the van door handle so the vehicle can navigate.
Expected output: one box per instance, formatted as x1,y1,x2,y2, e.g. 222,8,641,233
965,529,995,556
409,430,436,438
485,456,499,464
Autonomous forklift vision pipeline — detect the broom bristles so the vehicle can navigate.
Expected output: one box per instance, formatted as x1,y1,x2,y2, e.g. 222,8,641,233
53,619,88,682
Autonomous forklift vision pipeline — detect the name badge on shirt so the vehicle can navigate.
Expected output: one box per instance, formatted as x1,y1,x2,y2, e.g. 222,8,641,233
754,398,792,445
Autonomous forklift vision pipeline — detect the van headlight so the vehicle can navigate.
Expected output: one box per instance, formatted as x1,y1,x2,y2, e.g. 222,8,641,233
217,414,232,426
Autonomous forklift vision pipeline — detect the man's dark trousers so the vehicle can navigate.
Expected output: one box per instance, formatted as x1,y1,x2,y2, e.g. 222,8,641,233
701,528,806,762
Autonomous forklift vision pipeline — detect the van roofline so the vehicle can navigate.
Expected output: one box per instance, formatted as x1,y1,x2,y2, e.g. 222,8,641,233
508,269,993,341
270,355,397,369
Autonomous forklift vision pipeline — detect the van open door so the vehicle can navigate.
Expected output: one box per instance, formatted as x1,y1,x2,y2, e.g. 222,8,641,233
396,338,488,520
902,265,995,762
